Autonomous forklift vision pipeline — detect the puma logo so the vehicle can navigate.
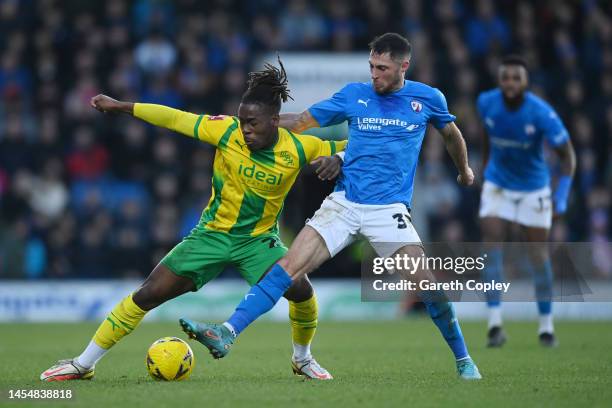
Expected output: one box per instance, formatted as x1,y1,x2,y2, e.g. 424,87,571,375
235,139,246,150
357,99,370,108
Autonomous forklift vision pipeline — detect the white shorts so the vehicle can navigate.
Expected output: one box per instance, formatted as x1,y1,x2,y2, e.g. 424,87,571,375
479,181,552,229
306,191,421,258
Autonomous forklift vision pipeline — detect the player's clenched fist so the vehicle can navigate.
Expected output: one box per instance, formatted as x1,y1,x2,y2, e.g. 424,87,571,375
311,155,343,180
90,94,134,114
457,166,474,186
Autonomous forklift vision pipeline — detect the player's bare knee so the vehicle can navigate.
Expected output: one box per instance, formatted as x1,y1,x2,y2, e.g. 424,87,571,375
527,247,549,266
482,228,503,242
284,276,313,302
481,217,506,242
132,285,159,311
293,275,313,293
394,244,425,259
133,278,167,310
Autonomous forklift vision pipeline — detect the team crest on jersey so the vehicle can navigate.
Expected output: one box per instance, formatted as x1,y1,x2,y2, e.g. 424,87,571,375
208,115,227,121
524,124,536,135
411,101,423,113
279,151,294,166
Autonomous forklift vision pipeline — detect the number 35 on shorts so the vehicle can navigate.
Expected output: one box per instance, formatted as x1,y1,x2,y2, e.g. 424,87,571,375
392,213,412,229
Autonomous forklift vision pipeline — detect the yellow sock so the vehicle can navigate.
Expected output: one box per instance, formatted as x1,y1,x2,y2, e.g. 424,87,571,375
289,294,318,347
92,293,147,349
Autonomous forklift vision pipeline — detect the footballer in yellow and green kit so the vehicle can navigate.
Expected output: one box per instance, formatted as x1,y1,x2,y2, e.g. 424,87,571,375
132,104,346,289
41,60,343,382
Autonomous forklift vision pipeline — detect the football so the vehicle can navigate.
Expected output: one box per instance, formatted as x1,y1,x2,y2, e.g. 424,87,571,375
146,337,194,381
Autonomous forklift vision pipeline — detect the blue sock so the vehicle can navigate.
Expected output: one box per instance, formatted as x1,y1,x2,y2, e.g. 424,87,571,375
226,264,293,337
483,248,503,307
420,290,469,360
533,259,553,315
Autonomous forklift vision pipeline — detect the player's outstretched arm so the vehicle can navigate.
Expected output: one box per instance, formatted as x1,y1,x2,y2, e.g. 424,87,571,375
279,110,320,133
552,140,576,216
90,94,202,140
437,122,474,186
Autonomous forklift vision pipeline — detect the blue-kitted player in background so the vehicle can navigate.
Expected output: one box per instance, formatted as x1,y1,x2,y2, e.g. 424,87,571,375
181,33,482,380
477,55,576,347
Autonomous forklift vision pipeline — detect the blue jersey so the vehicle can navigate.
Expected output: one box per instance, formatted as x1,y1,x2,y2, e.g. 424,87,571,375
477,89,569,191
309,81,456,208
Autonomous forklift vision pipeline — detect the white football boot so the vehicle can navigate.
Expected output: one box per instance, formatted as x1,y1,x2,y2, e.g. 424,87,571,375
291,357,333,380
40,358,94,382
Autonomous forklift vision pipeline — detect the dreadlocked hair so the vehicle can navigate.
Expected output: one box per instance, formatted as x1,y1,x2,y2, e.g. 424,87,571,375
241,56,293,114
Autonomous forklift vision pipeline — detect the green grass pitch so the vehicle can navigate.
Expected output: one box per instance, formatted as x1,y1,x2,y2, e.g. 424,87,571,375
1,320,611,407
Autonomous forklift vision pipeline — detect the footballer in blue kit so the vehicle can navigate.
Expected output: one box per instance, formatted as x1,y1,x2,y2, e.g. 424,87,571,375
180,33,482,380
477,55,576,347
310,80,455,208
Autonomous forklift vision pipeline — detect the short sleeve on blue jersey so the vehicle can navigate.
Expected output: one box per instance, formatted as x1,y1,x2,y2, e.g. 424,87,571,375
428,88,456,129
538,107,569,147
308,85,350,127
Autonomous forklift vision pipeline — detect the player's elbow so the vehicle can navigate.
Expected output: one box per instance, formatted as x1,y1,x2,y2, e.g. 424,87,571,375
294,110,318,133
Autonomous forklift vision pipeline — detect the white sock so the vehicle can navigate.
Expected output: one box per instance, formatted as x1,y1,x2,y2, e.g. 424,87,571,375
488,306,503,329
538,314,554,334
76,340,108,369
292,343,311,361
223,322,237,338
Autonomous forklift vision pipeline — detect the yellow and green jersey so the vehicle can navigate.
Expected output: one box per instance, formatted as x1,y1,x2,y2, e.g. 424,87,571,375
134,103,347,236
